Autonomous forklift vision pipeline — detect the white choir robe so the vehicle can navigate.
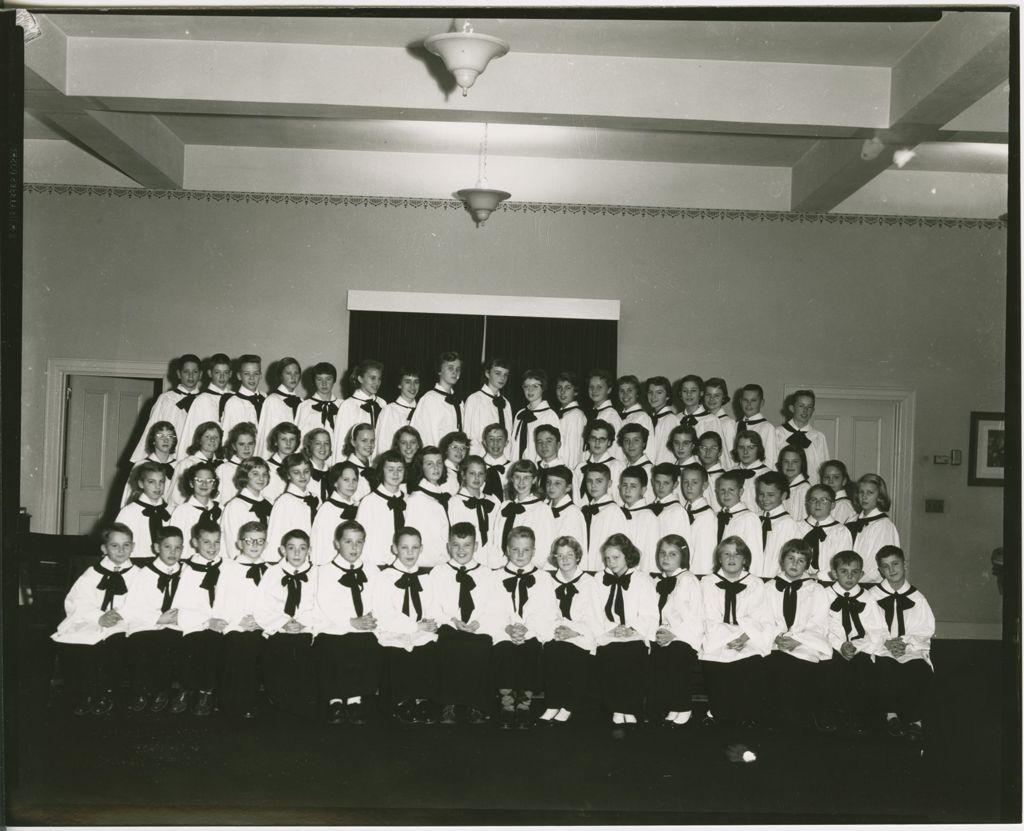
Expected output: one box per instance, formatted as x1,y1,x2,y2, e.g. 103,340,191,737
426,560,504,639
572,452,625,507
825,583,886,656
650,498,689,543
682,500,718,576
679,408,719,442
220,488,271,558
176,556,226,634
760,509,804,579
581,499,630,572
265,485,318,557
372,563,439,651
621,502,661,573
123,561,184,635
672,456,701,503
405,486,452,568
212,557,269,632
590,401,622,435
256,386,303,457
463,386,514,456
129,386,199,463
549,569,602,654
735,417,778,472
375,398,417,458
706,410,737,470
702,464,726,511
313,557,381,636
333,391,385,463
262,454,289,505
115,495,170,557
355,488,408,568
310,496,361,566
169,497,226,558
765,576,832,662
308,457,332,503
867,581,935,668
591,568,659,647
715,505,766,578
650,568,704,652
735,463,771,514
216,456,243,504
438,461,460,496
494,497,555,571
219,392,263,438
618,456,655,503
52,559,139,644
699,572,774,662
510,404,560,463
620,405,654,437
482,453,511,500
168,452,217,509
180,385,233,459
492,566,557,645
800,516,853,578
650,408,680,465
253,561,317,635
783,475,811,522
120,453,177,507
410,387,464,448
550,497,587,552
846,509,901,583
557,403,588,471
831,490,858,525
295,394,342,440
447,489,501,565
775,421,830,483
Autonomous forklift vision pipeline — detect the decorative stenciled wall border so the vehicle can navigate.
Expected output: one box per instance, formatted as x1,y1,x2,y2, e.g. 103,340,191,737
23,183,1008,230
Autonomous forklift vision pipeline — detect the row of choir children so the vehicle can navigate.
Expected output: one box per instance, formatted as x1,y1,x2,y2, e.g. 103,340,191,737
53,517,932,738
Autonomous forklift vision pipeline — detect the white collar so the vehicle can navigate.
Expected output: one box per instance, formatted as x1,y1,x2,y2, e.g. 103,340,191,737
332,556,365,570
99,556,131,571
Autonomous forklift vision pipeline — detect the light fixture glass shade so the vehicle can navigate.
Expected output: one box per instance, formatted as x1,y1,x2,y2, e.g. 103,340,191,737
423,31,509,95
456,187,511,227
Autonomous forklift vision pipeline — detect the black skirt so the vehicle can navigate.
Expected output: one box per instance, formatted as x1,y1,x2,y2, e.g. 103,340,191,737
648,640,697,713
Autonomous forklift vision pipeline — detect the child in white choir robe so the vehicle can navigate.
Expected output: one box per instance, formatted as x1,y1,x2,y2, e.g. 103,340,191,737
295,361,342,440
168,421,222,509
732,430,773,515
492,527,557,729
303,427,334,504
645,376,680,465
699,537,774,727
497,460,555,571
821,550,886,734
481,423,512,502
371,527,441,725
405,447,453,568
679,464,718,576
801,484,854,579
820,459,858,525
427,523,503,724
777,446,812,521
735,384,779,470
129,354,202,463
648,464,689,543
675,375,719,439
539,537,601,724
220,457,273,558
175,521,227,716
220,355,266,438
356,451,409,567
669,425,701,484
534,424,570,478
447,455,501,567
616,374,654,436
123,526,186,714
714,471,765,579
617,423,655,503
592,533,658,725
310,461,362,566
439,431,470,496
169,461,224,558
755,471,804,579
764,539,832,729
213,520,270,718
339,422,375,502
179,354,234,461
618,466,661,573
463,357,513,457
254,529,318,719
572,420,625,505
116,461,172,557
313,521,383,726
410,351,464,447
847,473,901,584
255,357,303,458
217,422,258,503
376,368,420,458
511,369,560,463
52,523,138,716
698,431,727,510
263,422,302,503
648,535,703,727
580,463,630,572
701,378,736,470
121,421,177,506
265,453,320,561
587,369,623,435
334,359,386,462
544,465,587,550
869,546,935,740
555,371,587,471
775,389,830,485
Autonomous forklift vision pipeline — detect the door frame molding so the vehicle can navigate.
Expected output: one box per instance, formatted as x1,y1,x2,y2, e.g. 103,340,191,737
782,383,916,556
41,358,168,534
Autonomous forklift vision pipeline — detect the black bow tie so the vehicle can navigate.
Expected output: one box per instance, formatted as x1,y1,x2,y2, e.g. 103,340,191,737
737,468,757,481
680,412,699,429
760,513,775,548
738,417,765,432
175,391,199,412
876,586,917,637
147,563,181,612
94,563,129,611
359,398,382,426
602,571,631,624
774,577,804,630
335,563,368,617
238,391,266,420
381,491,407,531
394,570,424,620
803,522,836,570
420,488,451,512
551,500,573,519
782,423,812,450
244,562,268,586
502,568,536,617
198,502,222,525
500,501,527,551
623,504,649,520
830,591,866,640
189,558,222,605
463,497,494,545
294,492,319,523
686,503,709,525
655,574,678,624
438,389,463,430
486,391,508,431
327,498,358,522
281,569,309,617
554,576,582,620
454,565,477,623
716,509,733,543
218,390,234,419
652,409,673,425
716,578,747,624
311,399,339,428
276,390,302,417
484,463,507,500
237,493,272,524
514,409,538,457
648,502,667,517
137,500,171,542
846,513,888,544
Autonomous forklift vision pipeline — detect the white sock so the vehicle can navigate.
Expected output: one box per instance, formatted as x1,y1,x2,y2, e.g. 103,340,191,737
612,712,625,724
554,708,571,722
347,696,361,704
329,698,344,705
624,713,637,724
665,711,679,721
674,711,692,725
886,712,899,721
910,720,922,727
539,708,558,721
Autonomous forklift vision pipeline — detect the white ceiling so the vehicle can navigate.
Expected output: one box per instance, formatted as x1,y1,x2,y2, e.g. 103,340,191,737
21,10,1011,218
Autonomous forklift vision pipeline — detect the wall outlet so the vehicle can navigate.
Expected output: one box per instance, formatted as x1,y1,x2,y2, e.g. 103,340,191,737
950,450,962,466
925,499,944,513
933,454,949,465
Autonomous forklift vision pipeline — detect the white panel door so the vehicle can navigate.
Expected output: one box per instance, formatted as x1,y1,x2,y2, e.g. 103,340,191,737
813,396,897,486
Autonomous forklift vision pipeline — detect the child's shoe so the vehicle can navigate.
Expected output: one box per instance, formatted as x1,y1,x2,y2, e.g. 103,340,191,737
348,699,371,725
327,701,346,725
72,696,94,717
415,700,437,725
127,692,149,714
90,692,114,716
905,721,924,742
498,709,515,730
885,715,905,737
440,704,458,725
467,706,489,725
169,689,191,715
150,691,170,713
193,691,214,717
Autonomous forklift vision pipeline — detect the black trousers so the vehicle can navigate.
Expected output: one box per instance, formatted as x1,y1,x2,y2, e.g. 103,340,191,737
435,626,493,707
648,640,698,714
820,649,875,718
491,638,543,692
702,656,766,724
262,632,318,718
129,629,184,693
219,630,265,716
765,650,819,726
542,641,595,713
313,632,382,701
183,629,223,692
60,634,129,699
874,655,933,722
596,640,648,715
385,642,439,705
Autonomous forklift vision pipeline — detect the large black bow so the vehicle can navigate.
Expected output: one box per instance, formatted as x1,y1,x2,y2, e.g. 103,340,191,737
281,569,309,617
327,497,359,522
311,398,338,428
484,464,506,500
147,563,181,613
500,501,527,552
138,500,171,544
846,513,887,545
502,568,536,617
94,563,129,611
716,578,746,624
716,509,732,543
760,513,774,548
394,571,424,620
277,391,302,417
442,390,463,430
554,579,579,620
175,391,199,412
774,576,803,630
876,587,917,637
488,392,508,431
382,491,407,532
803,522,832,570
514,409,538,458
300,492,320,523
199,502,222,525
336,563,367,617
781,424,812,450
360,398,382,426
655,574,677,624
830,592,866,640
602,571,631,624
454,565,476,623
189,558,222,605
245,562,268,585
238,493,272,524
463,496,494,545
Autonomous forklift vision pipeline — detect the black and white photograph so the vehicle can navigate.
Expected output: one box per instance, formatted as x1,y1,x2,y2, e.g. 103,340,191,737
1,3,1019,828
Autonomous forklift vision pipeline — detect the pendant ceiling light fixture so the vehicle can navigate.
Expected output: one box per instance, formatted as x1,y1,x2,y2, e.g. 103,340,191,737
456,122,510,228
424,20,509,97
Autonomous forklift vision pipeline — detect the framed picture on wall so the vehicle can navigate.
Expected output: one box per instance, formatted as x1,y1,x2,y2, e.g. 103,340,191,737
968,411,1005,486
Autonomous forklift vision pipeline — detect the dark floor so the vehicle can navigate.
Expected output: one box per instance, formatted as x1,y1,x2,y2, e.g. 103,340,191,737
4,622,1019,826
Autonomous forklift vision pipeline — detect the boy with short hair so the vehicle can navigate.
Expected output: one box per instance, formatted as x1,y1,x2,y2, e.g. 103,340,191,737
618,466,660,572
755,471,803,579
130,354,203,463
376,366,420,454
534,424,568,472
802,484,854,578
587,369,622,434
736,383,778,467
713,470,765,578
481,423,512,501
411,351,464,447
116,461,171,561
645,376,680,465
544,465,587,547
697,430,726,510
648,463,690,543
463,357,514,457
616,423,654,503
180,353,234,452
554,371,587,470
678,464,717,576
579,463,629,571
221,355,266,436
775,390,830,484
701,378,736,469
296,361,342,438
572,420,624,502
